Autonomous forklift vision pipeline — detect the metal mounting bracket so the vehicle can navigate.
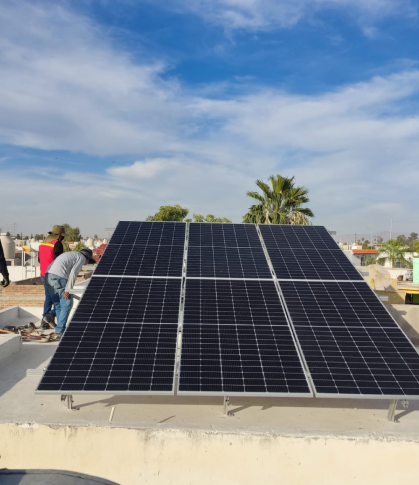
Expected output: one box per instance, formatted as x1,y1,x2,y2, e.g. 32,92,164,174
61,395,74,410
223,396,230,416
387,399,398,422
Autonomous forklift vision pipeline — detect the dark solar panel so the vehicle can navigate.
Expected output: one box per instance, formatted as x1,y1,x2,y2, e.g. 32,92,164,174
280,280,419,397
37,277,181,394
95,244,184,277
183,279,290,326
296,327,419,397
259,225,338,250
178,324,311,395
186,246,272,279
266,247,363,281
109,221,186,246
178,279,312,395
188,223,260,247
280,281,398,330
38,324,178,393
71,277,181,325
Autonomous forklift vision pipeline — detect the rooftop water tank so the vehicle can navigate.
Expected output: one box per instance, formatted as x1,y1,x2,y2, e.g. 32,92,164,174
0,233,16,260
86,237,93,247
102,238,108,244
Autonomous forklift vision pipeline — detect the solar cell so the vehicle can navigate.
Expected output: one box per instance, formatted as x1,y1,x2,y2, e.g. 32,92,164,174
178,279,312,395
266,247,363,281
259,225,338,250
186,246,272,279
280,281,398,330
37,277,182,394
188,223,260,247
109,221,186,246
95,244,184,277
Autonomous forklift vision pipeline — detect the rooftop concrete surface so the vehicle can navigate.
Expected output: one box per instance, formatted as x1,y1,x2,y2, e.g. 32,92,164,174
1,340,419,441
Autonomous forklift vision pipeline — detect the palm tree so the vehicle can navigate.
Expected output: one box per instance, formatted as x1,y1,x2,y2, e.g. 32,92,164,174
376,240,413,268
243,174,314,224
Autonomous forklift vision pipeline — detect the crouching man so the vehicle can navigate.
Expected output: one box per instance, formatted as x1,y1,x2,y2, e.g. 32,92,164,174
45,248,96,341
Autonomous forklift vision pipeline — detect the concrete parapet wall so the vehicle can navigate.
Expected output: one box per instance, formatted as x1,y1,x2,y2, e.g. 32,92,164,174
0,424,419,485
0,335,21,363
387,304,419,345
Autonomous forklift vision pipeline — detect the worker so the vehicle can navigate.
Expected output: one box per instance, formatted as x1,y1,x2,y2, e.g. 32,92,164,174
45,248,96,341
0,240,10,288
38,225,66,328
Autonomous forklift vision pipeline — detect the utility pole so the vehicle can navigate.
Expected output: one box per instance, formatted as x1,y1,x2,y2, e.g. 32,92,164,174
390,217,393,240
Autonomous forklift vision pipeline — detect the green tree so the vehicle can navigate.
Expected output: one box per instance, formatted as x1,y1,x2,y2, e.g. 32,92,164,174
243,174,314,224
15,233,21,239
406,232,418,247
5,231,10,237
362,240,370,249
396,234,407,244
376,240,413,268
62,223,82,242
414,240,419,254
146,204,189,222
192,214,232,223
73,243,86,251
365,256,377,266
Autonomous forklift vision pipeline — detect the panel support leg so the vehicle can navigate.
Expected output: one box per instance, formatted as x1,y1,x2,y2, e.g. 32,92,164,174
61,395,73,410
223,396,230,416
387,399,398,422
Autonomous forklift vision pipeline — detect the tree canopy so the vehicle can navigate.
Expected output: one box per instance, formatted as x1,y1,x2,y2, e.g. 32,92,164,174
376,240,413,268
146,205,189,222
188,214,232,223
146,205,232,223
243,174,314,224
62,223,82,242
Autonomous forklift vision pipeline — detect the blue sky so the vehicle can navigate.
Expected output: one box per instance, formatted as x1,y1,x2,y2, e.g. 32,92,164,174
0,0,418,238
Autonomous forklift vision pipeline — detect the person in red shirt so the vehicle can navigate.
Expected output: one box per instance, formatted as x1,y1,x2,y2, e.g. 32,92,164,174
39,225,65,328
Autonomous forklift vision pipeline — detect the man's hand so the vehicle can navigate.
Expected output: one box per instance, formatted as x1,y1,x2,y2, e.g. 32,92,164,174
0,275,10,288
64,291,71,299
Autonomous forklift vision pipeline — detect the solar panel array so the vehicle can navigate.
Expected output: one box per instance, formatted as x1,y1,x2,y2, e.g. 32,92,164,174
38,220,419,401
37,222,185,394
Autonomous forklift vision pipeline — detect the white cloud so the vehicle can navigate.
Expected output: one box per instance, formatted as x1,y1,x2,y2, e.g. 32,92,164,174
159,0,416,32
1,1,419,236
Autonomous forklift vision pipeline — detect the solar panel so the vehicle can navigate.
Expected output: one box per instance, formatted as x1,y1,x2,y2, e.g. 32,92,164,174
280,281,419,398
186,246,272,279
109,221,186,246
178,279,312,396
183,279,289,326
266,247,363,281
95,244,184,277
295,327,419,397
280,281,399,330
188,223,260,247
259,225,338,250
37,277,181,394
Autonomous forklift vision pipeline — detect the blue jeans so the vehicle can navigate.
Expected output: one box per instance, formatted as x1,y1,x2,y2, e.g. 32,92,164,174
45,273,73,334
40,275,56,317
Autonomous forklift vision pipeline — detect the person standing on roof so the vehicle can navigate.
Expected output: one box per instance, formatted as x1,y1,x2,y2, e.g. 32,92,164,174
39,225,66,328
0,240,10,288
45,248,96,341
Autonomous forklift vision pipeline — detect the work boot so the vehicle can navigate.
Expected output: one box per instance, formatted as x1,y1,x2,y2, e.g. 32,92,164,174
41,313,56,330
